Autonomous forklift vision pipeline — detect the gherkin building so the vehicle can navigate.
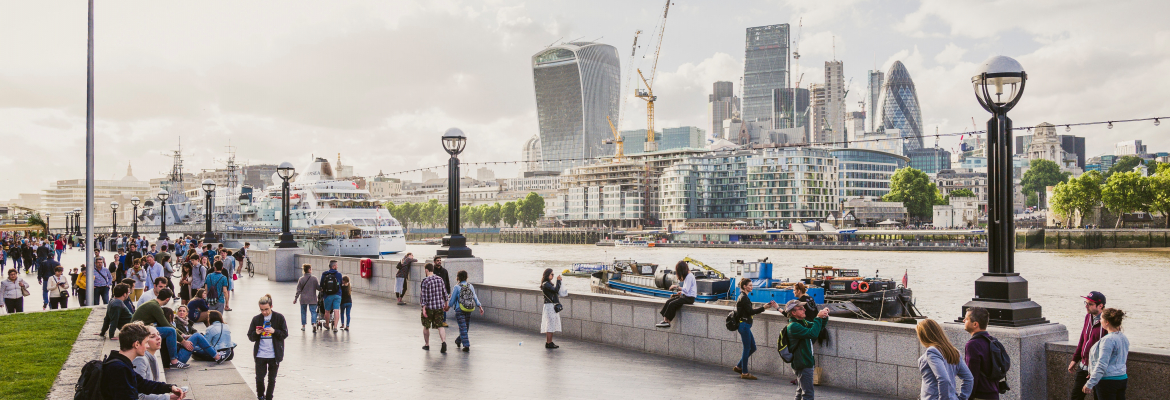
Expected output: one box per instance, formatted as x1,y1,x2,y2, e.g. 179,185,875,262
880,61,924,154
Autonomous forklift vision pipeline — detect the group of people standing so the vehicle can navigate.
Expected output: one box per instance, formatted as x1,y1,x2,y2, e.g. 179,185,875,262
293,260,353,332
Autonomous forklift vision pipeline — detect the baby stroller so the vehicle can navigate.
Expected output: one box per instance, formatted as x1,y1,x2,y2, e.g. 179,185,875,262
314,291,331,332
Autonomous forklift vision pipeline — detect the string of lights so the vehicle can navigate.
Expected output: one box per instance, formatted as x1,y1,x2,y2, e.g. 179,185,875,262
372,116,1166,177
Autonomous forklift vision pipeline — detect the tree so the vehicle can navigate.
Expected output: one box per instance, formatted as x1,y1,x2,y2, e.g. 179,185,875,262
1020,159,1071,206
1106,155,1154,177
484,203,502,227
1050,181,1076,227
1069,171,1103,227
465,205,482,228
1102,171,1153,228
946,188,976,201
1149,173,1170,227
1026,192,1039,208
27,213,47,233
423,199,445,228
518,192,546,227
502,201,518,227
882,167,944,220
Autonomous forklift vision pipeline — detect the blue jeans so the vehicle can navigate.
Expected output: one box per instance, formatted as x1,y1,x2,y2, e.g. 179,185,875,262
157,327,179,363
93,286,110,305
299,303,318,326
340,303,352,326
42,281,50,306
737,322,756,374
175,333,217,363
455,310,471,347
55,249,63,262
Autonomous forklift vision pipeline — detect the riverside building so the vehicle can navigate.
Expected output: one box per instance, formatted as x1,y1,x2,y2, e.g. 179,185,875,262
830,148,909,200
659,150,753,226
746,147,839,227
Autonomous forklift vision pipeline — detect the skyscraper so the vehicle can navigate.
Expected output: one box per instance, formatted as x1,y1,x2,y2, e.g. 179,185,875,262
810,84,828,144
879,61,924,154
708,81,739,139
532,42,621,173
867,70,884,133
742,24,790,125
824,60,846,145
773,87,810,142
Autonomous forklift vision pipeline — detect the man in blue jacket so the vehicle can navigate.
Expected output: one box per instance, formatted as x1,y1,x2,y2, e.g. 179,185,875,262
100,321,184,400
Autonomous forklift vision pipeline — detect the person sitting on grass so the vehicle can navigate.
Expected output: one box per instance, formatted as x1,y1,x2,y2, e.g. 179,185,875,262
99,283,134,340
100,321,185,400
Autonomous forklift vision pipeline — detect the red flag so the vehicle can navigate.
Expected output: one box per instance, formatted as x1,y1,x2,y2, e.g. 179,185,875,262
902,269,908,288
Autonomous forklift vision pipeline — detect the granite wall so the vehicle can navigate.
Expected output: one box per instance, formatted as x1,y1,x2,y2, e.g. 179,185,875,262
1046,341,1170,400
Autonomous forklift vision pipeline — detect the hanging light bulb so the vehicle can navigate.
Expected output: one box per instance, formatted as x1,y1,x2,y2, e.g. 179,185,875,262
1107,122,1114,129
1065,125,1071,132
1156,118,1161,127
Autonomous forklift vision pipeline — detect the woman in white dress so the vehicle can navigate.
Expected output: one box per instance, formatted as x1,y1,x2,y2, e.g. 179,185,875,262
539,268,562,349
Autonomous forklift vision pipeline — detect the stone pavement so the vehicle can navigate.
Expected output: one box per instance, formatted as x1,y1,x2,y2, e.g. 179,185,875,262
223,274,896,399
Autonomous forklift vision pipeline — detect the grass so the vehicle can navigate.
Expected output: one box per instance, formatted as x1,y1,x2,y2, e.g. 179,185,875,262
0,308,92,400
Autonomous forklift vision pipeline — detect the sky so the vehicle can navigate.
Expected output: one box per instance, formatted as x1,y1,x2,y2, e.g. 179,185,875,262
1,0,1168,200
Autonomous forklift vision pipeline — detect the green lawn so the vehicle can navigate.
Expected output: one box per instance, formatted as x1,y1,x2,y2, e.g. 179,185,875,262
0,309,92,400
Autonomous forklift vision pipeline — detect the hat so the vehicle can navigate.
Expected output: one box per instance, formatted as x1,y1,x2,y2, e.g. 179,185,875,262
783,300,806,313
1082,291,1106,305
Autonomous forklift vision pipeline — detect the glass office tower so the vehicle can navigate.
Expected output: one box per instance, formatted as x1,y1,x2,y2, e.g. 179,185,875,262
532,42,621,173
742,24,790,125
880,61,924,154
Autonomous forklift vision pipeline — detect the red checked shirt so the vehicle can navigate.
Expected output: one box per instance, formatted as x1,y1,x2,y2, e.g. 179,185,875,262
420,275,448,310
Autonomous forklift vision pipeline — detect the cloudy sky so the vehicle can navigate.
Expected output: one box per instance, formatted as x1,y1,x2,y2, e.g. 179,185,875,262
2,0,1167,200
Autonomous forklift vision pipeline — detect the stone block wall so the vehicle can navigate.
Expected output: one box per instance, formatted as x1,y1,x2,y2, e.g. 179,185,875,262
1046,341,1170,399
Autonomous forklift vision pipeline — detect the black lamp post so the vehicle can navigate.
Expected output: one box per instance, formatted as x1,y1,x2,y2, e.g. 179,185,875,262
110,201,118,237
275,162,298,248
66,212,73,235
73,208,81,235
959,55,1046,327
437,128,472,258
157,189,170,241
202,179,217,243
130,197,140,238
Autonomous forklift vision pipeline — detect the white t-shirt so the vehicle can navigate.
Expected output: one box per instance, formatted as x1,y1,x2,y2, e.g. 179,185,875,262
679,273,697,298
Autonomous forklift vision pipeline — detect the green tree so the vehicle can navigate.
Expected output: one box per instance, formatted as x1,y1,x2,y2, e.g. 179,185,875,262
465,205,482,228
518,192,546,227
1050,181,1076,227
27,213,47,232
882,167,944,220
1026,192,1039,208
1020,159,1071,206
946,188,976,201
1102,171,1153,228
502,201,518,227
423,199,444,228
1149,173,1170,227
1069,171,1104,227
484,203,502,227
1106,155,1155,177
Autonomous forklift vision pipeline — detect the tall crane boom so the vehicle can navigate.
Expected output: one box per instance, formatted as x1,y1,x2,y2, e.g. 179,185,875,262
636,0,671,153
605,116,625,162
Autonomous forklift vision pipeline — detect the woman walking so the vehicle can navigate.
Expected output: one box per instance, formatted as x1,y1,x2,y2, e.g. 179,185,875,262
448,270,483,352
292,264,319,332
540,268,562,349
248,294,288,400
75,268,87,307
179,262,193,304
48,266,70,309
917,318,973,400
2,269,29,313
339,275,352,331
733,279,777,380
656,261,696,328
1083,308,1129,399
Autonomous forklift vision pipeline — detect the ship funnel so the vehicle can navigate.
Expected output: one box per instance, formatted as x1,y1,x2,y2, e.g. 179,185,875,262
298,157,334,183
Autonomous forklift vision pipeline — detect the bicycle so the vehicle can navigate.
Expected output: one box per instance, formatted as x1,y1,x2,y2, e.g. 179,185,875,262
246,258,255,278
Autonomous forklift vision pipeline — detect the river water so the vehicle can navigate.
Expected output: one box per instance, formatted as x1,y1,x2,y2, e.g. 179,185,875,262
399,243,1168,349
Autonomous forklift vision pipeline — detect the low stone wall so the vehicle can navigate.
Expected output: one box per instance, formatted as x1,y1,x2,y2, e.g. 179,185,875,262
1046,341,1170,399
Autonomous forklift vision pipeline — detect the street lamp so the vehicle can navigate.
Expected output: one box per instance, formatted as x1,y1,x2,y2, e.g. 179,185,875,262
437,128,472,258
960,55,1046,327
202,179,217,243
110,201,119,237
157,189,170,241
45,213,50,236
275,162,298,248
73,208,81,235
65,212,72,235
130,197,140,238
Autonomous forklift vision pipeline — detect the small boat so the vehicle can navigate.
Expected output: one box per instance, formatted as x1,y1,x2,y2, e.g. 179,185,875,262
801,265,922,321
563,262,607,277
590,259,730,302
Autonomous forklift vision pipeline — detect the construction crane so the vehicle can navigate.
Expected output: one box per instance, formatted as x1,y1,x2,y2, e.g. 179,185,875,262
609,30,642,162
604,116,625,162
635,0,671,153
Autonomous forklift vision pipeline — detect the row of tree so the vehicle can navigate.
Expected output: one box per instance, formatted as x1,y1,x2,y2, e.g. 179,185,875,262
384,192,547,233
881,167,975,220
1051,164,1170,227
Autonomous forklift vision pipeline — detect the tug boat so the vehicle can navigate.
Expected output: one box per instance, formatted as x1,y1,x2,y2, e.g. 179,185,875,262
590,259,730,302
801,266,922,321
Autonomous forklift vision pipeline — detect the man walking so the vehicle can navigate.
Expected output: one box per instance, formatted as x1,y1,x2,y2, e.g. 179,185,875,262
1069,291,1107,400
38,254,60,310
785,299,830,400
964,307,1003,400
419,263,449,353
205,262,230,314
319,260,343,332
143,255,164,288
190,257,207,293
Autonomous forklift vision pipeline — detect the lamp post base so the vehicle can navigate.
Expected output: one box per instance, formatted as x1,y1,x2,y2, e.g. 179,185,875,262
436,234,473,258
203,232,218,244
958,273,1048,327
275,232,298,249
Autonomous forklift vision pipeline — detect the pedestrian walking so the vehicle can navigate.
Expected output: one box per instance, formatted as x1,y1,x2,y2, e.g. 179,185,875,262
917,318,973,400
2,268,30,313
319,260,343,332
178,262,193,304
1083,308,1129,399
247,294,288,400
731,279,778,380
783,296,829,397
656,260,696,328
98,321,185,400
963,307,1006,400
292,264,320,332
75,268,88,307
54,237,64,262
39,256,60,310
419,263,449,352
131,261,149,302
1070,291,1109,400
395,253,415,305
339,275,352,331
205,262,231,314
190,257,207,292
540,268,562,349
48,266,70,309
448,270,482,352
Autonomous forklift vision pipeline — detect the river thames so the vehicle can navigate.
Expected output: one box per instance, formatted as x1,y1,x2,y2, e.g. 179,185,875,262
402,243,1168,349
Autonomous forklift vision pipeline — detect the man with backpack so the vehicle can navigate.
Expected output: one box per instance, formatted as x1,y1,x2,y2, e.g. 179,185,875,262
782,299,829,400
205,262,230,314
88,321,184,400
447,270,482,352
964,307,1009,400
319,260,343,332
1069,291,1108,400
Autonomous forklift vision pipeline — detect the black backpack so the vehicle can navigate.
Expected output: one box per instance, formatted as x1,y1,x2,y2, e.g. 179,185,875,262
979,334,1012,392
724,311,739,331
321,273,340,295
74,359,108,400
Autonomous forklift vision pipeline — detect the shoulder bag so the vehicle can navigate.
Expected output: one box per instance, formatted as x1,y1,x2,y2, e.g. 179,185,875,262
542,287,563,313
20,280,30,297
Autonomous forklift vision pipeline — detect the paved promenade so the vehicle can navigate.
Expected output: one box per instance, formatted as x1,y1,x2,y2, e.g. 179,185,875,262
223,273,893,399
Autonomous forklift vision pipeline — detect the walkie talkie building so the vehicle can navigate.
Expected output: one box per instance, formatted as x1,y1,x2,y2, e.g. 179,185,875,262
532,42,621,173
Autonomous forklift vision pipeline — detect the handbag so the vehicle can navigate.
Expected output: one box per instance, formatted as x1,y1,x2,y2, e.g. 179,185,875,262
542,291,563,313
20,284,30,297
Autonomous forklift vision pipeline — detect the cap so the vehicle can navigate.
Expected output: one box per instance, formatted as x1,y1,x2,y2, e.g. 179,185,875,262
783,300,806,313
1082,291,1106,305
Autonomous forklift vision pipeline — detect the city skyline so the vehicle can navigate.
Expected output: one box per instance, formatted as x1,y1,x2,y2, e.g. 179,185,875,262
1,1,1167,199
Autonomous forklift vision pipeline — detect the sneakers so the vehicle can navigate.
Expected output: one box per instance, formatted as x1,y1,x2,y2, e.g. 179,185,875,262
740,373,757,380
545,342,559,349
455,340,462,349
301,326,305,331
462,346,470,352
215,350,229,365
440,342,447,353
422,345,430,351
655,321,671,328
733,366,742,374
312,324,317,333
170,361,191,369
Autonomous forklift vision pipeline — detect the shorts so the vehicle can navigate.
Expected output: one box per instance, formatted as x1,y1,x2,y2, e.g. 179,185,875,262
421,308,446,329
322,294,342,311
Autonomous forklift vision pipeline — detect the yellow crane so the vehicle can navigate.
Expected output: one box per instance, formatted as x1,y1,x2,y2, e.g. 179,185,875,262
682,256,726,279
635,0,671,153
607,30,642,162
604,115,624,162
